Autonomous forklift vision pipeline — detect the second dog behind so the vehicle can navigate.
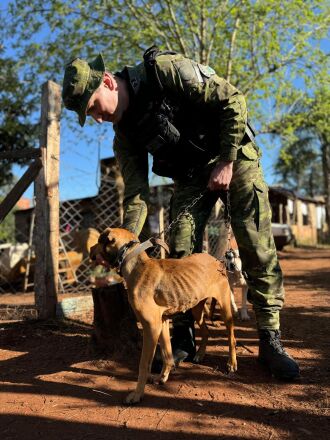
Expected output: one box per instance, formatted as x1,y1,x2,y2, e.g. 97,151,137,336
208,227,250,322
225,248,250,321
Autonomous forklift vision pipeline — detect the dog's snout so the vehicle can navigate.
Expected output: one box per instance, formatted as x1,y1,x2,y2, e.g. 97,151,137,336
229,262,236,271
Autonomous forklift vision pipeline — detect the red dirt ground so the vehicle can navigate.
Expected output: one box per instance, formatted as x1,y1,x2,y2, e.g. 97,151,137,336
0,247,329,440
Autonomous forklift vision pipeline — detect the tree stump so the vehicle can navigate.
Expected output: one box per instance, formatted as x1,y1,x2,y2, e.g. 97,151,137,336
90,282,141,355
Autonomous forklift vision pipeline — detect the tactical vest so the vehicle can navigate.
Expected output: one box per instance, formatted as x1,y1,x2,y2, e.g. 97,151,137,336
117,46,255,178
142,46,220,178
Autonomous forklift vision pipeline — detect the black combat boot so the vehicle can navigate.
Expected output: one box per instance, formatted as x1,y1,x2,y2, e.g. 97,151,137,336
258,329,300,380
151,311,196,373
171,325,196,365
171,310,196,365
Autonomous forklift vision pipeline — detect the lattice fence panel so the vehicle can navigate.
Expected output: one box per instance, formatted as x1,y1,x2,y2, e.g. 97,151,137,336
1,160,229,296
58,163,122,292
0,203,34,294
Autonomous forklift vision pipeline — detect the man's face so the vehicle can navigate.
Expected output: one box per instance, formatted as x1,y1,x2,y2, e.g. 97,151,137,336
86,74,119,124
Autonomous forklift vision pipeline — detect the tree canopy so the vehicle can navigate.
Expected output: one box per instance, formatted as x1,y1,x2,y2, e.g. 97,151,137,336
274,129,323,196
0,52,38,186
0,0,329,192
272,77,330,222
3,0,328,125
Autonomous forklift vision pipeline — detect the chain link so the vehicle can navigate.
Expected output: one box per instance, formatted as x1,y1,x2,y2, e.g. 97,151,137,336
155,189,232,241
224,190,231,229
223,190,232,252
154,189,233,258
155,190,207,239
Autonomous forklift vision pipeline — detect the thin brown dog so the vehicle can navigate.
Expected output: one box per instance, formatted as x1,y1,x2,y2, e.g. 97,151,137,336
90,227,237,404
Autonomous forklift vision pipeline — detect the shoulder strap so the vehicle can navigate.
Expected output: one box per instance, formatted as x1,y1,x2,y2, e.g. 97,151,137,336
143,45,177,95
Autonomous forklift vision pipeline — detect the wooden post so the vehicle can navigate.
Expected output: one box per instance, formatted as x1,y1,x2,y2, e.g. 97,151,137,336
0,148,41,161
34,81,61,319
157,186,165,259
0,158,42,223
285,204,290,225
91,284,141,355
279,203,283,224
203,227,209,253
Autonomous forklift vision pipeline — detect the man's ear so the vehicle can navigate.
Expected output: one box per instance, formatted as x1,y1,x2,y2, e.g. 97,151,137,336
103,72,115,90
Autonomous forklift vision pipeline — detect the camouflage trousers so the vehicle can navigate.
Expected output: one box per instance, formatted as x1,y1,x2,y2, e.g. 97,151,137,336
169,148,284,330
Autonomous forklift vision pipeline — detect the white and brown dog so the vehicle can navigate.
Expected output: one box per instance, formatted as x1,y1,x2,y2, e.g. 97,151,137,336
90,227,237,404
208,234,250,322
225,247,250,321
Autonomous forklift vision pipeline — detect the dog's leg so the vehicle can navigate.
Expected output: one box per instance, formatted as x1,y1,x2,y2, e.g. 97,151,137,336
203,302,211,317
207,297,221,327
153,319,174,384
192,300,209,363
240,286,250,320
209,297,217,321
125,315,162,405
230,288,239,316
220,291,237,373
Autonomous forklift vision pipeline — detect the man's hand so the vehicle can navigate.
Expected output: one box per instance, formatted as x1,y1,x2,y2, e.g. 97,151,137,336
207,161,233,191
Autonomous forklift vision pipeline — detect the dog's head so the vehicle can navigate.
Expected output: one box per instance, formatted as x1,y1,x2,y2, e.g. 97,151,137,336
89,227,138,269
224,248,242,272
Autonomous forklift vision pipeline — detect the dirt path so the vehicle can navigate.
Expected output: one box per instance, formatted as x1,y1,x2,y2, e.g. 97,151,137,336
0,248,329,440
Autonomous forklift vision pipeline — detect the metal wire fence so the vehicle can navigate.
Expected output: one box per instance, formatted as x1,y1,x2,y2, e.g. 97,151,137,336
0,158,226,296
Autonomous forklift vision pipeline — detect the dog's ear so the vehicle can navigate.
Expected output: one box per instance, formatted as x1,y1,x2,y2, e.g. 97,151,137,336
99,228,115,245
106,228,116,245
89,243,98,260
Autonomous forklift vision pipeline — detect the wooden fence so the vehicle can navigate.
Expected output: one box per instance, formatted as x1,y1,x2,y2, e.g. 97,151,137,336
0,81,61,319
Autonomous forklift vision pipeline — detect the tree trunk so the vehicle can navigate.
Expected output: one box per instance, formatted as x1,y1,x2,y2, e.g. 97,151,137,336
321,138,330,240
90,283,141,355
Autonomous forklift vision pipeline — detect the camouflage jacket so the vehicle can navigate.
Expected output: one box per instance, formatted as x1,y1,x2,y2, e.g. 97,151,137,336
113,53,254,234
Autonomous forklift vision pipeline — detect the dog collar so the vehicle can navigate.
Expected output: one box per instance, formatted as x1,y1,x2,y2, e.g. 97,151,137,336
116,240,140,274
116,237,170,275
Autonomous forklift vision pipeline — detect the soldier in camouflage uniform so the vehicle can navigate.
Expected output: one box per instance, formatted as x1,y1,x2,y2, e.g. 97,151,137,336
62,47,300,379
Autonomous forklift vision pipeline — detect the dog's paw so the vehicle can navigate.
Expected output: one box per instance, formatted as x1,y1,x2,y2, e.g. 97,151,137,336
153,373,170,385
239,309,250,321
226,360,238,374
159,374,169,384
124,391,142,405
150,367,172,385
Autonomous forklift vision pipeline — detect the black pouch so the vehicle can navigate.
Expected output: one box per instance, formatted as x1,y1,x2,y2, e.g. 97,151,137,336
151,157,198,179
144,114,180,157
152,158,179,178
151,140,209,178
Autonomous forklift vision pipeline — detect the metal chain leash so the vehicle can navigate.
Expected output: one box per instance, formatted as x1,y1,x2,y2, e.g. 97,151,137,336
223,190,232,230
223,190,233,251
155,189,232,240
155,189,207,239
153,188,234,268
222,190,239,271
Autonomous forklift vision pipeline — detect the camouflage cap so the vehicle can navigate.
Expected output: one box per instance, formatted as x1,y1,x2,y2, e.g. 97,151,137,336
62,53,105,126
